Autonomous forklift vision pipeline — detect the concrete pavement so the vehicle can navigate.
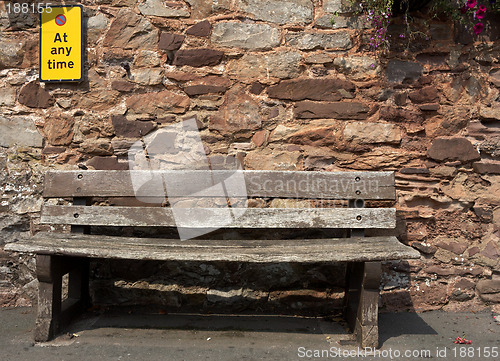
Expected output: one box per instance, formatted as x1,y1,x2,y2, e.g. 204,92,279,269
0,307,498,361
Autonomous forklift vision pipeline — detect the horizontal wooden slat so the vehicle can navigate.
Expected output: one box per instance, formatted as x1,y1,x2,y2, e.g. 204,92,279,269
43,170,395,200
41,206,396,229
4,233,420,263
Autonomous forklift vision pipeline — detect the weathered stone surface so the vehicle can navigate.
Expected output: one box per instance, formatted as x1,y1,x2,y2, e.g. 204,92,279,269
185,0,231,19
249,82,265,94
43,113,74,146
211,22,280,50
315,15,365,29
158,33,185,51
126,90,190,116
236,0,313,25
87,156,129,170
210,87,262,134
294,101,369,120
379,106,423,123
427,137,480,162
133,50,161,67
386,60,423,83
286,121,337,147
227,51,303,79
0,115,43,147
183,76,231,96
412,242,437,255
286,32,352,50
267,78,354,101
17,81,54,108
111,115,156,138
409,86,439,103
173,49,224,67
343,122,401,144
304,53,332,64
252,130,268,147
111,80,135,92
479,106,500,121
186,20,212,37
130,68,163,85
479,138,500,158
111,138,138,156
245,148,302,170
323,0,356,13
0,38,24,69
477,280,500,294
138,0,190,18
103,9,159,50
333,56,380,80
0,87,16,106
87,14,109,44
79,139,114,156
473,161,500,174
435,237,468,255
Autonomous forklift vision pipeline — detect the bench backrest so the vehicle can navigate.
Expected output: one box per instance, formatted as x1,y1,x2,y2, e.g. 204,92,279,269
41,170,396,231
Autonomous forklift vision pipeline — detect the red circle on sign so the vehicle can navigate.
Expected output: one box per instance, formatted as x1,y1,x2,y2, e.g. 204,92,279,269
55,14,66,26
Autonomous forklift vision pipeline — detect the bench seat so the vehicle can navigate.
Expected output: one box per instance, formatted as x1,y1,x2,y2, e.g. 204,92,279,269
4,169,421,347
6,233,420,263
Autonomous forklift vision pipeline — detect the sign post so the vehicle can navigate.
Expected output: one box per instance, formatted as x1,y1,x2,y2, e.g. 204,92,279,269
40,5,83,82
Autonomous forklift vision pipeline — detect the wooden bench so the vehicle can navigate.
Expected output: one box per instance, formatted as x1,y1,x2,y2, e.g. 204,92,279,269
5,169,419,347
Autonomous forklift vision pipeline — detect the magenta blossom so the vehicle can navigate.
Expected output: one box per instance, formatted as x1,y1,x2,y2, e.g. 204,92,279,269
466,0,477,8
460,5,468,14
474,22,484,35
476,5,487,19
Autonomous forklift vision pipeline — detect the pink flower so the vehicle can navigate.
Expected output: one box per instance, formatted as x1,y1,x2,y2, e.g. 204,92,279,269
474,22,484,35
466,0,477,8
476,5,487,19
460,5,468,14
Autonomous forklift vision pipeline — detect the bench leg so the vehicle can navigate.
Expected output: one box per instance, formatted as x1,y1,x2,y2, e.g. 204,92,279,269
35,255,63,342
35,255,90,342
344,261,381,348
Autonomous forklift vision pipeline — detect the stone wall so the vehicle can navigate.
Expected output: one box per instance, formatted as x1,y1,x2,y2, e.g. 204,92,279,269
0,0,499,313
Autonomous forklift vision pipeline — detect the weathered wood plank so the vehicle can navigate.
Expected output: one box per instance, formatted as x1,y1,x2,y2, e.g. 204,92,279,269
43,170,395,200
5,234,421,263
41,205,397,229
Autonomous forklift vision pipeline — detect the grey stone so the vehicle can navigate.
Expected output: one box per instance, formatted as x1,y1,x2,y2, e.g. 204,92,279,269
333,56,380,80
480,138,500,158
386,60,423,83
315,15,366,29
0,87,16,106
227,51,303,79
0,38,24,69
286,32,352,50
134,51,161,67
87,14,109,30
87,14,110,43
323,0,357,13
138,0,190,18
236,0,313,25
0,115,43,147
130,68,163,85
211,22,280,50
343,122,401,144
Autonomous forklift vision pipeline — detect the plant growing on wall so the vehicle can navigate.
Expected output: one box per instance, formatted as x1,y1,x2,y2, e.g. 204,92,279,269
340,0,500,53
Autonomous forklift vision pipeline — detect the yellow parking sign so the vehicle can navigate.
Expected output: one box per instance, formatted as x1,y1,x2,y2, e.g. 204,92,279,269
40,5,83,82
